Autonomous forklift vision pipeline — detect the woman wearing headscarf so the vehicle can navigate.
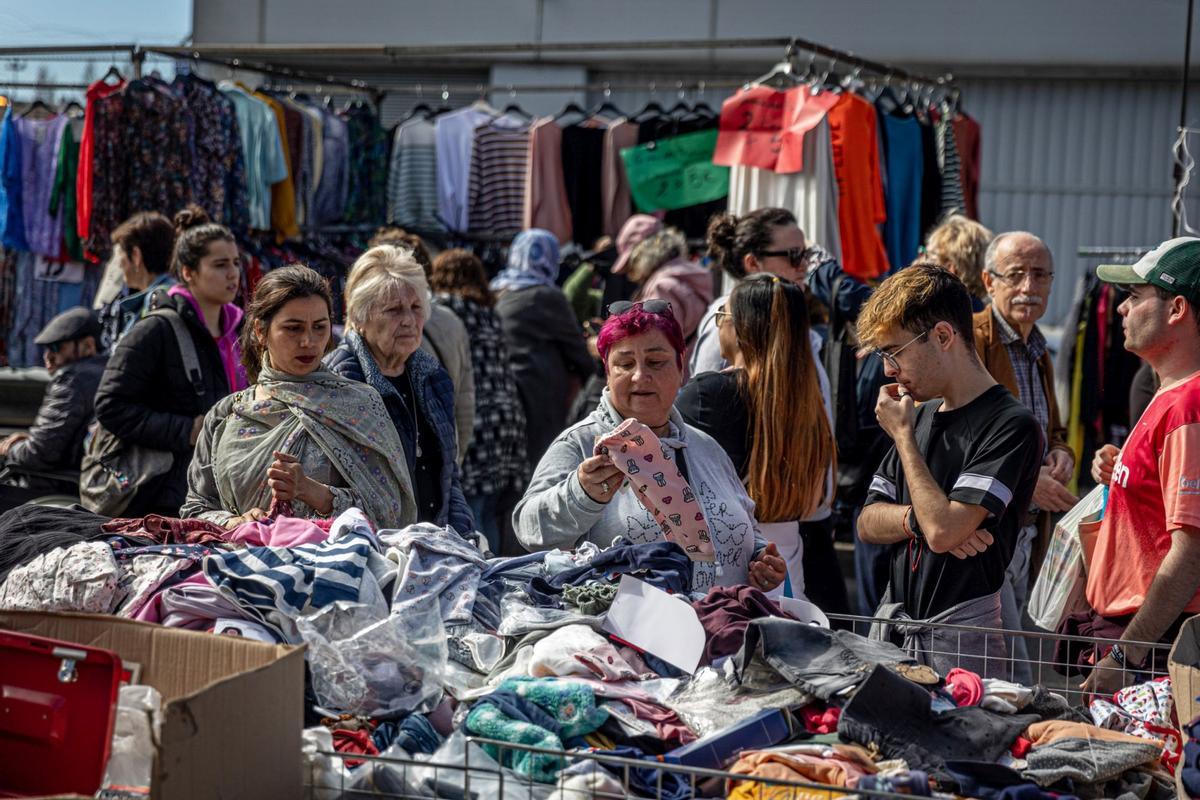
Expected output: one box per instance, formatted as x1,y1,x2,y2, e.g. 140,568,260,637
181,265,415,529
493,229,594,469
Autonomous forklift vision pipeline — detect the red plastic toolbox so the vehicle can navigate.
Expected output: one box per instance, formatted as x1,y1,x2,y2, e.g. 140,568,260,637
0,629,122,798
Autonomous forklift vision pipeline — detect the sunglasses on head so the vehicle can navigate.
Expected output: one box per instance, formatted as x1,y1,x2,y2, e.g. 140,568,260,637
758,246,813,267
607,299,674,317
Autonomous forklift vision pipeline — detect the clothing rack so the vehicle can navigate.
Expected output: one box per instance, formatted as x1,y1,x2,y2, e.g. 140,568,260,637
0,36,956,110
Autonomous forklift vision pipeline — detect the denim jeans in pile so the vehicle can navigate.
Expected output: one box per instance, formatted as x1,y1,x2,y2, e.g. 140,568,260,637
732,616,919,701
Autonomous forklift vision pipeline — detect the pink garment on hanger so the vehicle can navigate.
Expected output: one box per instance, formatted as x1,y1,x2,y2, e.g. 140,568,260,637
595,418,715,562
774,88,840,174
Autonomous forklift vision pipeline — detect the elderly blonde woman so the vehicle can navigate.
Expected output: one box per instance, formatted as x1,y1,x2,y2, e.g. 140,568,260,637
923,214,994,311
182,266,416,529
325,245,474,535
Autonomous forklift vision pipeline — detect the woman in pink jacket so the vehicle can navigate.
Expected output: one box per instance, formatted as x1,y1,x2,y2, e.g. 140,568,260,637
615,216,715,362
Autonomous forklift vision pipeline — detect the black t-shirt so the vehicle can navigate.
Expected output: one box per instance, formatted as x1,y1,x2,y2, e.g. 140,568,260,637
676,370,751,479
864,384,1043,619
387,374,443,524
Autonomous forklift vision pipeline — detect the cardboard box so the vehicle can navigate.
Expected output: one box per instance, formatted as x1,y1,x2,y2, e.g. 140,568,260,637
1170,614,1200,739
0,610,305,800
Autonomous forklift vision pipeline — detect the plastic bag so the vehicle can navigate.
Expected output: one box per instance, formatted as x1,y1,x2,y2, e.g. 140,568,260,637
297,600,447,718
1028,485,1106,632
100,685,162,797
496,593,605,637
664,666,810,738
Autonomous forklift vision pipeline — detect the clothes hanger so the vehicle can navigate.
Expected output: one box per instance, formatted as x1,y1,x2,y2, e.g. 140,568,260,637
749,39,800,89
810,56,838,96
553,100,589,124
587,85,625,119
62,99,84,117
100,65,124,85
500,89,532,121
19,99,53,118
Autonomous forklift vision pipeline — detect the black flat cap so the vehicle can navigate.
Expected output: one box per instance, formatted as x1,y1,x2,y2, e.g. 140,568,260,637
34,307,103,346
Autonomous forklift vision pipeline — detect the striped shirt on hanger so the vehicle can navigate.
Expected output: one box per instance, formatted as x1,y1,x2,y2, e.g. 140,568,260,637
467,118,531,236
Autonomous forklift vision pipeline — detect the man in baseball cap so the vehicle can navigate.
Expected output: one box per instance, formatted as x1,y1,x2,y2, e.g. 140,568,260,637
1082,238,1200,695
0,307,108,499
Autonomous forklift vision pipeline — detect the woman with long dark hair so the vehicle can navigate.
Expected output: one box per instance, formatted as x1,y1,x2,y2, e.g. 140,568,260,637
677,274,844,610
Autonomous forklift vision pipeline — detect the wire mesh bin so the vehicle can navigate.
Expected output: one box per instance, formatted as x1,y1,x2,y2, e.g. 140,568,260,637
304,617,1177,799
826,612,1174,708
307,737,922,799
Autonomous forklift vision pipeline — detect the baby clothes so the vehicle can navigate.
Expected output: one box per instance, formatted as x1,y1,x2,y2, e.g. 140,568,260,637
595,418,714,562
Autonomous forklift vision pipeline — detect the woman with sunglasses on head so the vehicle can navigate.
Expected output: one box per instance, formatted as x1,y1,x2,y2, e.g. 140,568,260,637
515,299,786,593
690,208,817,376
677,275,843,610
493,229,595,471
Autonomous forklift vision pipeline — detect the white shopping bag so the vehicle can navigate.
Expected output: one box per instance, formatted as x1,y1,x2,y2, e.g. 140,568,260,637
1028,485,1107,632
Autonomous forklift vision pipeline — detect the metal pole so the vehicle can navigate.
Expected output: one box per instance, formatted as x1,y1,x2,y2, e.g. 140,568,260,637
1175,0,1195,237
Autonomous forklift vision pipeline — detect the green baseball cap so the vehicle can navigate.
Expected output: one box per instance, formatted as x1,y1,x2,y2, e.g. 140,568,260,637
1097,237,1200,303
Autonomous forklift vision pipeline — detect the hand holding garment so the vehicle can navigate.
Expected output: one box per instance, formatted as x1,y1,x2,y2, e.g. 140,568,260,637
182,363,416,530
595,418,714,562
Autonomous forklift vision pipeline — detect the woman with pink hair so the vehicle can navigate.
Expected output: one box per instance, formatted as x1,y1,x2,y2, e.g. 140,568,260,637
514,300,785,592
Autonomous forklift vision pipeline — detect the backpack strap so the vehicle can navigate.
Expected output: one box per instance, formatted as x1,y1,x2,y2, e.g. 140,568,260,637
149,307,206,398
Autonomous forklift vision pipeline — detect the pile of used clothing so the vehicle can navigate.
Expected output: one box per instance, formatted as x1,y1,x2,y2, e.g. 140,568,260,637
0,503,1180,799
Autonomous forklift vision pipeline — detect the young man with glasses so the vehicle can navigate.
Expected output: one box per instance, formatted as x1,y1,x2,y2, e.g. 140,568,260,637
855,265,1044,677
973,231,1077,683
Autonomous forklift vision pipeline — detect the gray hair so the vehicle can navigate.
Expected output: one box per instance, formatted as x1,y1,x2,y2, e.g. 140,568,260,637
984,231,1054,275
628,228,688,283
344,245,431,331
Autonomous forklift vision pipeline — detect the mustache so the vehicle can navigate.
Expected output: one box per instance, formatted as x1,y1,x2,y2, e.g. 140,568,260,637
1011,294,1044,306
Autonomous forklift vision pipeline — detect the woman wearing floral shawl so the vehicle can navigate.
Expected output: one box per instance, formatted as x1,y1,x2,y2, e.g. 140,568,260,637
182,265,415,529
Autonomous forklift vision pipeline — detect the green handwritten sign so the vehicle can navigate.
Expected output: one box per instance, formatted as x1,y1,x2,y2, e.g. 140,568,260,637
620,129,729,212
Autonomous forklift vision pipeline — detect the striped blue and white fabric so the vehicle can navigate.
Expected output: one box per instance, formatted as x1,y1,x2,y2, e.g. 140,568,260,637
203,523,380,643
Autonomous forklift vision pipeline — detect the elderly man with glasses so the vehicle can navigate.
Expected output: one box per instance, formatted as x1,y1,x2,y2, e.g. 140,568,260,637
973,231,1077,683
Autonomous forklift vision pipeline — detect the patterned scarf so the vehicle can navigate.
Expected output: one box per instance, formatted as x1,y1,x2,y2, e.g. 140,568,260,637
212,362,415,530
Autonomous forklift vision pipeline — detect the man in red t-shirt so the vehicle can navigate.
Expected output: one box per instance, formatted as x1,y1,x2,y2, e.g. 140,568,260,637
1083,237,1200,695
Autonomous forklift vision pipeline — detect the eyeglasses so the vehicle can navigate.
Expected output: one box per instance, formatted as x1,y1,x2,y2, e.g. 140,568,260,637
607,299,674,317
989,269,1054,287
758,247,813,267
872,330,928,371
713,306,732,326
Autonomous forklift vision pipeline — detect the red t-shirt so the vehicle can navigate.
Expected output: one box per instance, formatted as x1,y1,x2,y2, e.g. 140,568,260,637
1087,371,1200,617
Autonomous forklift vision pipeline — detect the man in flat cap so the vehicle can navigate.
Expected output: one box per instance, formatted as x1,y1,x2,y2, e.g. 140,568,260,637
0,307,108,495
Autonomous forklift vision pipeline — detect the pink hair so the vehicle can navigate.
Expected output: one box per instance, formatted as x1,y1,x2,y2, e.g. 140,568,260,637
597,307,686,369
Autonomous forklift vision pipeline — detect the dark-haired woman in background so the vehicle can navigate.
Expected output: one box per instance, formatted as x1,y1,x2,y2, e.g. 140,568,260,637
92,206,247,515
183,265,415,529
690,208,811,376
99,211,178,345
430,248,528,552
677,274,845,612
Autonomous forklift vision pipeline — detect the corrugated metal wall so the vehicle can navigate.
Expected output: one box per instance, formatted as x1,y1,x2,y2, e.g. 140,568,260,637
963,78,1182,324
